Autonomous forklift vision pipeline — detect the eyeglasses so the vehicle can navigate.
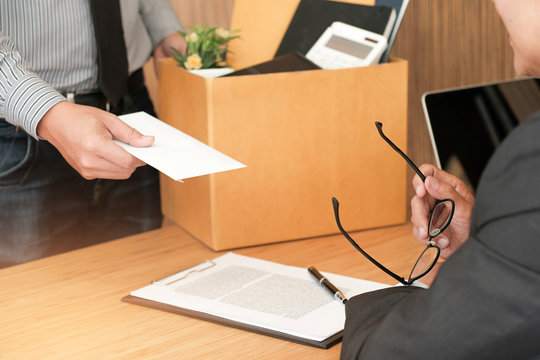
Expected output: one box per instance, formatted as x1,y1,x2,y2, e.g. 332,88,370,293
332,121,455,285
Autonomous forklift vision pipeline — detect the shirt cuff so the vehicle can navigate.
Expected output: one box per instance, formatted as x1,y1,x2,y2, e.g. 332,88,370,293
5,73,66,139
141,0,184,49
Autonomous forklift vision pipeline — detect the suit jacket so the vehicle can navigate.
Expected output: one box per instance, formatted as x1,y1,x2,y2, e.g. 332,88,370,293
341,111,540,359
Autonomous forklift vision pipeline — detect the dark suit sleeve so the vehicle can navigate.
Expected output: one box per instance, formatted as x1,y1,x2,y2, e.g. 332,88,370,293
341,236,540,359
341,286,424,356
341,113,540,360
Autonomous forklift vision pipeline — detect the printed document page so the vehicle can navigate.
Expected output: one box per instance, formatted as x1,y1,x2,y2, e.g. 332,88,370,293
130,252,389,342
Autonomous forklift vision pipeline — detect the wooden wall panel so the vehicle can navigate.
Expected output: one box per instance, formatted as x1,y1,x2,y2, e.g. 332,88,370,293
169,0,234,28
390,0,516,207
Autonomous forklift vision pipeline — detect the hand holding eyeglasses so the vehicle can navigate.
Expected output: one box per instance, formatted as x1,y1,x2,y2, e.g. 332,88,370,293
332,122,465,286
411,164,475,259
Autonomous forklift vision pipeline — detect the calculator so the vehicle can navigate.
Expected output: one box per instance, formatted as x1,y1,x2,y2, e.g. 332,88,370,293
306,22,388,70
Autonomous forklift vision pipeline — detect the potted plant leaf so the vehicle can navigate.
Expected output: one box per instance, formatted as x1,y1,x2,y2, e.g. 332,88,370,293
171,24,240,78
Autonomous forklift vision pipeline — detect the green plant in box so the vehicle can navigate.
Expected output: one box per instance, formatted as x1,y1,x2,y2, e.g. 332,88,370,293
171,24,240,70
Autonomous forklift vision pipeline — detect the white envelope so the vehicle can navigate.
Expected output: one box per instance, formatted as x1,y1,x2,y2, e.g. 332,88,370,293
115,112,246,181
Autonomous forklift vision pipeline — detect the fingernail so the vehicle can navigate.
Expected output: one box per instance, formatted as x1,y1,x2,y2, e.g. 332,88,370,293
437,238,449,248
415,185,423,195
140,135,154,146
419,227,426,236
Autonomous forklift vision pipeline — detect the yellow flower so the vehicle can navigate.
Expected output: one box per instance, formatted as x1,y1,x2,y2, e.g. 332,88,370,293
185,54,202,70
187,32,198,42
215,27,229,39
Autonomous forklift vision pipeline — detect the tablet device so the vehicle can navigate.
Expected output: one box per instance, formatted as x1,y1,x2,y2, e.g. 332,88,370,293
422,78,540,191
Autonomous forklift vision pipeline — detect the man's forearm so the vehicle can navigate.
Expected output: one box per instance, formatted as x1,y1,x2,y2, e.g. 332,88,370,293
0,32,65,138
139,0,184,50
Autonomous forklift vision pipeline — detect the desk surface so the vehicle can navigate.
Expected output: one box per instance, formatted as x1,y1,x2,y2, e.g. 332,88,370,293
1,224,424,360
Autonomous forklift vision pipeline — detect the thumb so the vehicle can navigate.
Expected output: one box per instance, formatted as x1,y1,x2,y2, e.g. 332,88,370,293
106,115,154,147
425,176,458,200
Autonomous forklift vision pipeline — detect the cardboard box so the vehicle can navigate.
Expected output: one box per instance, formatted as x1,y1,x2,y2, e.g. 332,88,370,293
158,0,408,250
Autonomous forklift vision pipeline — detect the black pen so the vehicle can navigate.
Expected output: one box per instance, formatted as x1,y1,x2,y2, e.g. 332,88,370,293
308,266,348,304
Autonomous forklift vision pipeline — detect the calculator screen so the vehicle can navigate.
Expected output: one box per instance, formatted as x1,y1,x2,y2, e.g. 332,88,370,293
324,35,373,59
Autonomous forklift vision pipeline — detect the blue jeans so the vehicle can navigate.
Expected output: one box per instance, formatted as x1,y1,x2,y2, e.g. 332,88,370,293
0,87,162,267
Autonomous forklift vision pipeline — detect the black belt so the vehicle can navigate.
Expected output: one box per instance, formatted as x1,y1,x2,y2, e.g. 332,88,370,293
62,68,145,112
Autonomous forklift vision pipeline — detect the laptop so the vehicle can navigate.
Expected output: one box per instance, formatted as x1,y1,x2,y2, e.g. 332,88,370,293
422,78,540,191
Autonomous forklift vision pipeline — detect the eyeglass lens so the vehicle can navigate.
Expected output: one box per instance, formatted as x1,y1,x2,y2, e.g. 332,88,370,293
428,200,454,237
407,200,452,283
408,246,439,282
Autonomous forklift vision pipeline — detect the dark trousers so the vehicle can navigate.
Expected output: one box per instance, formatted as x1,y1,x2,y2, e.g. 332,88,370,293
0,86,162,268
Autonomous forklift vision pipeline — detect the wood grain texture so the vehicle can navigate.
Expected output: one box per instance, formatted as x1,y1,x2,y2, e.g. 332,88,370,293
169,0,234,27
0,224,426,359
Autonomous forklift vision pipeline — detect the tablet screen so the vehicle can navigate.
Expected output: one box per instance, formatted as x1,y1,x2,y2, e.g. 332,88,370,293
422,79,540,191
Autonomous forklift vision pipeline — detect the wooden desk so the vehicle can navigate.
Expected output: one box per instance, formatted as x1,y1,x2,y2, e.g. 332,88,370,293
1,224,424,359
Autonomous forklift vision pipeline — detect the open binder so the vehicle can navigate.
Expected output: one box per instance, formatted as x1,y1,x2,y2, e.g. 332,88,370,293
122,253,389,349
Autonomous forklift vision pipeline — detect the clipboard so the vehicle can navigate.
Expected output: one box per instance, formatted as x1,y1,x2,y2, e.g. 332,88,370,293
122,253,389,349
122,295,343,349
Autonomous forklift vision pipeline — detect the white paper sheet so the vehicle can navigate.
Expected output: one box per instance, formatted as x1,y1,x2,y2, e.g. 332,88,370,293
115,112,246,181
130,253,389,342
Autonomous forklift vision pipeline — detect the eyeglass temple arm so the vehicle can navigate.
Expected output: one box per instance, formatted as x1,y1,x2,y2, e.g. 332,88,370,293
376,122,455,225
332,198,408,285
375,122,426,182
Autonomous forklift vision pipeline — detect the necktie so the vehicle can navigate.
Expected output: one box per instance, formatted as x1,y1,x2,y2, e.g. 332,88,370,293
90,0,129,108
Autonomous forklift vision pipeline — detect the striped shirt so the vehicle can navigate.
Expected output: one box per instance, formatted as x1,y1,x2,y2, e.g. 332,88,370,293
0,0,183,138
